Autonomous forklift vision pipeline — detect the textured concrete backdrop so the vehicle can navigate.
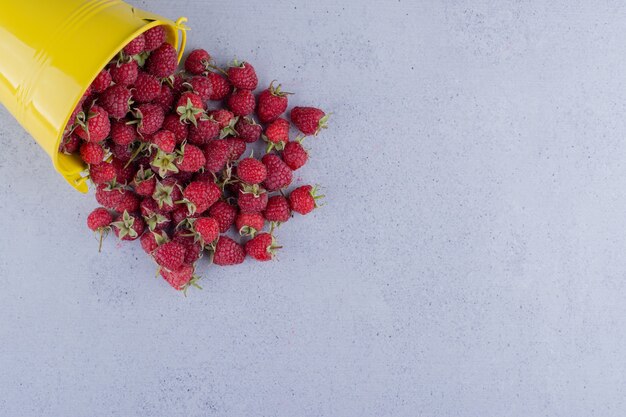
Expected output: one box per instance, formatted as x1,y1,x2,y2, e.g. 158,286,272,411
2,1,626,416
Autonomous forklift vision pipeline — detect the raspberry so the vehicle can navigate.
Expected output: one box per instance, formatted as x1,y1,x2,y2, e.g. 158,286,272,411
80,142,105,165
140,231,162,255
180,180,221,215
185,49,211,75
263,118,290,151
146,43,178,78
188,117,219,145
162,114,189,143
209,201,237,233
161,264,198,291
143,26,166,51
263,195,291,224
289,185,323,215
187,76,213,101
172,231,203,264
207,72,232,101
227,61,258,90
134,103,165,135
256,81,289,123
237,188,268,213
227,89,256,116
235,116,262,143
151,129,176,153
153,241,186,271
191,217,220,245
96,184,124,209
153,84,175,111
203,140,230,172
123,34,146,55
90,162,117,185
245,233,279,262
133,167,157,196
176,92,206,126
92,69,112,93
235,212,265,237
75,105,110,143
213,236,245,266
132,72,161,103
237,157,267,184
112,211,145,241
110,59,138,86
87,207,113,232
282,140,308,170
100,85,132,120
261,154,293,191
290,107,329,136
226,137,246,161
111,119,136,145
176,143,206,173
152,178,182,212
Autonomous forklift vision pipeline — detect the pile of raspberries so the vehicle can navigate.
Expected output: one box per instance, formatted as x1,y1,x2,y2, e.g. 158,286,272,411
59,26,329,292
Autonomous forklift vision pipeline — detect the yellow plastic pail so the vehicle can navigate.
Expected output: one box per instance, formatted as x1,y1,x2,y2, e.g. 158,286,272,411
0,0,187,192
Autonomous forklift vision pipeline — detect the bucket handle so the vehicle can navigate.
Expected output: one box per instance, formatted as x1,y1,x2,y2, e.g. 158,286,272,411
175,17,189,64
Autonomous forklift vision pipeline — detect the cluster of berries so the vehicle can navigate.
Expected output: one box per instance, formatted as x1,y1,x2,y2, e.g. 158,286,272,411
61,26,329,292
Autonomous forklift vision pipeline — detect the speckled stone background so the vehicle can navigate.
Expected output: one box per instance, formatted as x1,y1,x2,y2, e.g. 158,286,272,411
2,0,626,416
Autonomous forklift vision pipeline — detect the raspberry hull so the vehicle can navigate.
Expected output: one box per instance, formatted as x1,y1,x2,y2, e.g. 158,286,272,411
63,30,329,292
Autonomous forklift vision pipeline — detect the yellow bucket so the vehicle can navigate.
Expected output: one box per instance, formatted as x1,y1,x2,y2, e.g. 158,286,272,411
0,0,187,193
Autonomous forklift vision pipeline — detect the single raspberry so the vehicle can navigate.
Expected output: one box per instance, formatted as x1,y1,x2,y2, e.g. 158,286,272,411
237,157,267,184
226,137,246,161
263,118,290,151
132,166,157,196
152,83,175,111
171,205,198,227
213,236,245,266
124,34,146,55
133,103,165,135
111,157,137,184
234,117,262,143
110,59,139,86
262,154,293,191
110,142,133,162
151,130,176,153
209,109,235,129
171,73,187,96
162,114,189,143
176,143,206,173
282,140,308,170
152,178,182,212
100,85,133,120
227,89,256,116
185,49,212,75
289,185,324,215
235,212,265,237
173,231,203,264
176,92,206,126
290,107,329,136
263,195,291,224
256,81,289,123
207,72,232,100
132,72,161,103
113,189,140,213
143,26,166,51
191,217,220,246
161,264,199,292
141,198,171,231
75,105,110,143
227,61,258,90
245,233,280,262
87,207,113,252
146,43,177,78
91,69,112,93
90,162,117,185
180,180,221,215
96,184,124,209
209,201,237,233
80,142,105,165
150,149,180,178
59,134,81,154
111,119,137,145
153,241,186,271
112,211,145,241
188,117,220,145
187,76,213,101
203,140,230,172
140,231,165,254
238,188,268,213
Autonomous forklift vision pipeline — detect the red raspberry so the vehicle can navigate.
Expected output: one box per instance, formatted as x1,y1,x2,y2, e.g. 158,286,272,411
282,140,308,170
203,140,230,172
143,26,166,51
87,207,113,232
263,118,290,151
110,142,133,162
227,61,258,90
185,49,211,75
90,162,117,185
237,157,267,184
209,201,237,233
226,137,246,161
151,129,176,153
161,264,197,291
133,72,161,103
261,154,293,191
80,142,105,165
290,107,329,136
172,231,203,264
263,195,291,224
227,89,256,116
146,43,178,78
111,157,137,184
140,231,162,254
91,69,112,93
256,81,289,123
153,241,186,271
112,211,145,241
75,105,110,143
213,236,245,266
162,114,189,143
176,92,206,126
100,85,132,120
209,109,234,129
132,167,157,196
110,59,138,86
152,178,182,212
141,198,171,231
134,103,165,135
235,212,265,237
289,185,323,215
96,184,124,209
181,180,221,215
152,83,175,111
188,117,219,145
176,143,206,173
234,117,262,143
207,72,232,100
192,217,220,245
245,233,279,261
238,188,268,213
187,76,213,101
59,134,81,154
113,189,140,213
123,33,146,55
111,119,136,145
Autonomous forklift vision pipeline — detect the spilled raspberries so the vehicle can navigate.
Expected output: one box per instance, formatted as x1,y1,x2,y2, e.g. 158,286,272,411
60,26,330,293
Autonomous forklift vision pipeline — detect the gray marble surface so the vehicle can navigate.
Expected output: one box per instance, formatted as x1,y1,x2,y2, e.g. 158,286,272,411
2,1,626,416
